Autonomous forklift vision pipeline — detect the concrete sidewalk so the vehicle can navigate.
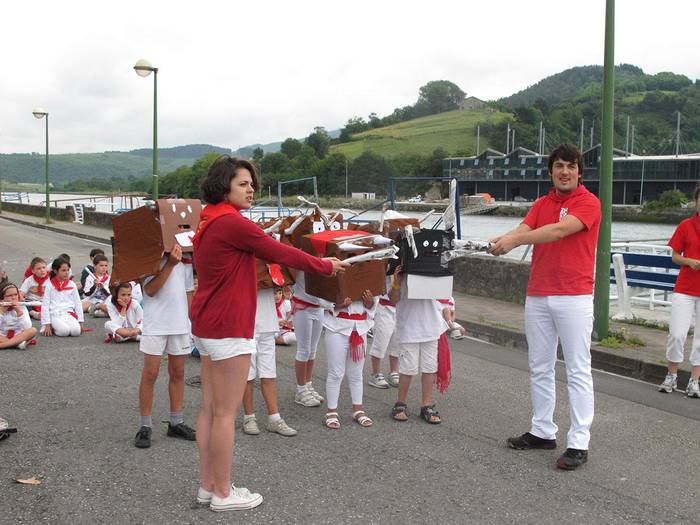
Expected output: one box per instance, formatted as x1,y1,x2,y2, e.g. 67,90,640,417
0,209,686,387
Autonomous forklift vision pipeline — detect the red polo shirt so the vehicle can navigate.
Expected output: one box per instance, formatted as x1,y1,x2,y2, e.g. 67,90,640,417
190,213,333,339
668,215,700,297
523,185,601,296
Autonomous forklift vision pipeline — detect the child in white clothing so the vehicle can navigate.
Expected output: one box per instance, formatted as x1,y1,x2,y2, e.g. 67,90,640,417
323,290,377,429
274,287,295,345
82,254,111,317
19,257,49,320
41,258,84,337
368,273,400,388
0,283,38,349
105,282,143,343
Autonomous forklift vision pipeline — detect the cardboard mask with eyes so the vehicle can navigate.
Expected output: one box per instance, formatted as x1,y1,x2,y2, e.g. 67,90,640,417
255,218,295,289
111,199,201,284
399,228,454,277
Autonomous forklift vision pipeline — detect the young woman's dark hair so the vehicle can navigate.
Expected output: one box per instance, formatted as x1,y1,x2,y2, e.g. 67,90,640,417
30,257,46,269
93,254,108,265
90,248,105,259
0,282,18,300
110,282,133,307
548,144,585,176
50,257,71,279
200,155,259,204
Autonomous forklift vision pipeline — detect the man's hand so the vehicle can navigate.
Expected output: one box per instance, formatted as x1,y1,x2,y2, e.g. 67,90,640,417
487,234,520,256
167,245,183,266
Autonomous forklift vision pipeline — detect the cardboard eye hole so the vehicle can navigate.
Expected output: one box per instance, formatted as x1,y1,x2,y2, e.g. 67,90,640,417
187,205,193,213
432,241,439,248
422,240,429,247
180,211,187,219
312,221,326,233
171,204,177,213
330,222,341,231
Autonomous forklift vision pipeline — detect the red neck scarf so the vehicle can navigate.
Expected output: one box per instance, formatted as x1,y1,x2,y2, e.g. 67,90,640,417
33,274,49,296
336,311,369,362
96,272,109,284
192,201,240,251
51,277,73,292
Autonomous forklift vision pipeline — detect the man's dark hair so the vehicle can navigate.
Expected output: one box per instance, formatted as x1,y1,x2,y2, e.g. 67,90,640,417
548,144,585,176
200,155,259,204
90,248,105,259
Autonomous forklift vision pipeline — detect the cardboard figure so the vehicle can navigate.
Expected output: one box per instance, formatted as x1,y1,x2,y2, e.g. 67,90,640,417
111,199,201,284
398,226,455,300
256,218,295,289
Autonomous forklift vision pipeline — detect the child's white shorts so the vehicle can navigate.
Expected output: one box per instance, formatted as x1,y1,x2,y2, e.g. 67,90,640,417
248,332,276,380
193,335,256,362
140,333,192,357
398,340,439,376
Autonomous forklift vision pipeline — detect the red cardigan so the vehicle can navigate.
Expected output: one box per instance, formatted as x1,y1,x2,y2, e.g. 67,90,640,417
190,213,333,339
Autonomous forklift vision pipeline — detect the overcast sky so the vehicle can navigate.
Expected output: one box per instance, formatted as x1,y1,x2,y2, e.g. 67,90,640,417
2,0,698,154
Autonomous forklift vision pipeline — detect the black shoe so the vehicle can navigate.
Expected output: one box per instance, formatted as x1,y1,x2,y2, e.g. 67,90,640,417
556,448,588,470
167,422,196,441
507,432,557,450
134,426,152,448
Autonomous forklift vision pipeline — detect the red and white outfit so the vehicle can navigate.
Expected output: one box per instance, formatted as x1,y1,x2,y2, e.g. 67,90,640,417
666,214,700,366
324,298,377,409
276,297,295,345
41,278,84,337
291,272,332,362
84,272,111,306
248,288,279,380
395,286,445,376
20,274,49,308
368,276,399,361
522,184,601,451
105,299,144,342
0,306,32,340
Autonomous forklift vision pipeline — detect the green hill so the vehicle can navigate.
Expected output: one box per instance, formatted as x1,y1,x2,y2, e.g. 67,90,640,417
330,108,509,159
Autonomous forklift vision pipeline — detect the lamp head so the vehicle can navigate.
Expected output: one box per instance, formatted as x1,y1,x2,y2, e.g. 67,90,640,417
134,59,155,77
32,108,47,119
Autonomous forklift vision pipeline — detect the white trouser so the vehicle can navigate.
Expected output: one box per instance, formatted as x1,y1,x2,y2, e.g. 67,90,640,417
525,295,594,450
368,304,398,360
51,314,81,337
325,330,365,410
666,293,700,366
293,307,324,362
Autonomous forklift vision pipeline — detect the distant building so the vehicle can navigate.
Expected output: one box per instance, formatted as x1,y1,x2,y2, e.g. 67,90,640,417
458,96,487,110
444,145,700,204
351,192,376,200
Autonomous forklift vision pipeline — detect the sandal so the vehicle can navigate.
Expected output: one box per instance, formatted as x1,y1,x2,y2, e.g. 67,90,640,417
392,402,409,422
324,412,340,430
352,410,373,428
420,404,441,424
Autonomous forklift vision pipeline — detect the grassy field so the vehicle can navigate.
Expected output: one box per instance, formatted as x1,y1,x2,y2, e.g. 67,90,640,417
330,108,510,159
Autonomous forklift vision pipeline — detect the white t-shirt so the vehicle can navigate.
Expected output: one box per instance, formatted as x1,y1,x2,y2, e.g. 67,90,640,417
106,299,144,330
141,258,194,336
279,299,292,321
394,283,445,344
323,297,378,337
255,288,279,335
0,307,32,336
20,275,46,303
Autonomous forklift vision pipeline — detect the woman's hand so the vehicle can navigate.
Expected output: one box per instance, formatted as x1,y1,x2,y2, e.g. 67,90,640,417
324,257,349,276
362,290,374,309
688,259,700,270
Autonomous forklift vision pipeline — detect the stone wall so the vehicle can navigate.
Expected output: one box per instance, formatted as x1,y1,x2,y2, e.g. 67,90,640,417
1,201,75,222
449,255,530,304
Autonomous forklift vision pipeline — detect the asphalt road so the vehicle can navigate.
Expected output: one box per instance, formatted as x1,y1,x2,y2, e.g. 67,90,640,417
1,218,698,524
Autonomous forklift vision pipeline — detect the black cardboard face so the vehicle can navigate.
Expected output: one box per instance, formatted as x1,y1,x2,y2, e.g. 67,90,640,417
400,229,454,277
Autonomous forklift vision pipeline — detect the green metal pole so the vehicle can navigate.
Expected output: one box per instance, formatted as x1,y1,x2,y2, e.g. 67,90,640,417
593,0,615,340
45,114,51,223
152,69,159,200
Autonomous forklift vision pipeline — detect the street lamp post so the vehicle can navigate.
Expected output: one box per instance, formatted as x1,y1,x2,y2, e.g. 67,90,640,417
134,59,159,200
32,108,50,223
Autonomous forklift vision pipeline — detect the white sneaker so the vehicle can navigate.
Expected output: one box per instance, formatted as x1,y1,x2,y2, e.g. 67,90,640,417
368,373,390,389
196,487,213,504
387,371,400,388
88,303,97,316
658,373,677,393
16,341,28,350
294,389,321,407
686,378,700,398
210,486,263,512
308,385,324,403
267,418,297,436
242,416,260,435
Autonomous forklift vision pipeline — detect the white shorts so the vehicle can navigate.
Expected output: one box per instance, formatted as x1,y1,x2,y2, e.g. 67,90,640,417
398,340,439,376
140,334,192,357
368,304,397,360
193,335,256,362
248,332,277,380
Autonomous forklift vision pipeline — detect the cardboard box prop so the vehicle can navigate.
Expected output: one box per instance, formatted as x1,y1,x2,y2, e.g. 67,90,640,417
399,229,454,277
383,217,420,236
255,219,296,289
405,274,454,300
111,199,201,284
300,230,387,303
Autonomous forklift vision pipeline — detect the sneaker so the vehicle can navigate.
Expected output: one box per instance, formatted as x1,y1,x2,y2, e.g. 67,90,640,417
686,378,700,398
88,303,97,315
267,418,297,437
16,341,28,350
134,426,152,448
658,373,677,393
387,371,400,388
167,422,196,441
242,416,260,435
197,487,213,505
210,486,263,512
294,389,321,407
92,309,107,318
506,432,557,450
368,373,390,389
308,386,324,403
556,448,588,470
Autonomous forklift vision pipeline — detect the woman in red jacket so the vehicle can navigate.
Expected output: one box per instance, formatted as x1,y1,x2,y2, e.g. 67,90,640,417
190,156,345,512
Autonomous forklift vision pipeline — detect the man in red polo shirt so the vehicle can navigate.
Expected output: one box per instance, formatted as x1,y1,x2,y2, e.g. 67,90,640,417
488,144,601,470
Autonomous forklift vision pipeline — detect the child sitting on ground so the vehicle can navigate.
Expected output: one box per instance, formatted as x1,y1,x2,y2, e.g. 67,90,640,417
274,287,296,345
19,257,49,320
41,258,84,337
0,282,38,349
105,282,143,343
80,248,105,296
82,254,110,317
